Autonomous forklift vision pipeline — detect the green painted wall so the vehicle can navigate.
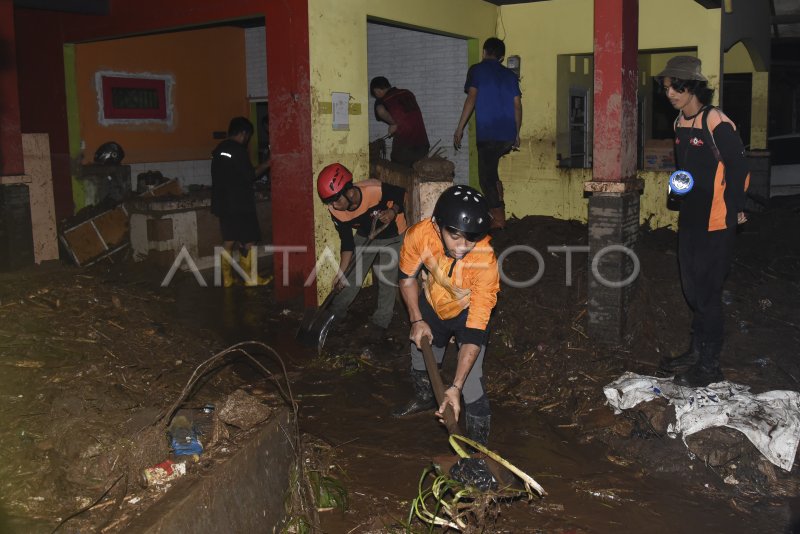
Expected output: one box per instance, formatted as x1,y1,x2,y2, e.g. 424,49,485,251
63,44,85,211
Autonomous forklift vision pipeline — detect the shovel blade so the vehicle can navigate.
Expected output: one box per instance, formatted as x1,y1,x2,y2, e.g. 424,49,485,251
295,308,337,354
433,452,525,492
296,308,317,340
481,454,525,491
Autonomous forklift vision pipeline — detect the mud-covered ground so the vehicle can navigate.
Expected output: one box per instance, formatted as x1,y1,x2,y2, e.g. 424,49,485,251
1,196,800,532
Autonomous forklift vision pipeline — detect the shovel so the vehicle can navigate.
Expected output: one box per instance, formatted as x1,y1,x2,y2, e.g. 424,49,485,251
419,337,462,436
419,337,538,493
296,217,389,353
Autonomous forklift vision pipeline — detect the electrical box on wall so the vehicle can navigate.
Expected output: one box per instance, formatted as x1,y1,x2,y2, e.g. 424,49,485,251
507,55,521,79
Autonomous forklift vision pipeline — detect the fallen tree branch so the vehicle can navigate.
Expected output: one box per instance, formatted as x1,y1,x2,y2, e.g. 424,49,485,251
50,473,125,533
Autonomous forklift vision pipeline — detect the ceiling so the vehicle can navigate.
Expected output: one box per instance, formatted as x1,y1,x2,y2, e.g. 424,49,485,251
13,0,108,15
13,0,799,45
15,0,720,10
771,0,800,40
483,0,722,5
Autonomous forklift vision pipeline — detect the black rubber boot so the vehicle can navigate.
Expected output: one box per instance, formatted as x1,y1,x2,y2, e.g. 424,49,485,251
392,370,436,417
464,395,491,446
675,341,724,387
659,337,700,373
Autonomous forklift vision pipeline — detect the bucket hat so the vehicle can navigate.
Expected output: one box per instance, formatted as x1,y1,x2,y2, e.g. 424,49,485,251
656,56,707,82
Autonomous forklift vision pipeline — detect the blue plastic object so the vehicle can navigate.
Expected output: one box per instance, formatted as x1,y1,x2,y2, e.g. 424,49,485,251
168,415,204,456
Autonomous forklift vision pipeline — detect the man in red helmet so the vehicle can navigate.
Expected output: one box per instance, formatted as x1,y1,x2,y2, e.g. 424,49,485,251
317,163,407,341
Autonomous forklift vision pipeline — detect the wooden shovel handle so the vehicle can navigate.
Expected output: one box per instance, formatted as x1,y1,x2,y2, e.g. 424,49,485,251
421,337,462,436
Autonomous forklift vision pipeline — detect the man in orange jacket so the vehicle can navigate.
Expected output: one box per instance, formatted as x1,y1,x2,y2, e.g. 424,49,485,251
394,185,500,446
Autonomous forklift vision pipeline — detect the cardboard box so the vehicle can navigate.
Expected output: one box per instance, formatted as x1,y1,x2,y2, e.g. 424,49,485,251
643,139,676,171
139,178,182,198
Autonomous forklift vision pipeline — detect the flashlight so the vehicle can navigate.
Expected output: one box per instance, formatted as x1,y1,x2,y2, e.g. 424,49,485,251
668,170,694,198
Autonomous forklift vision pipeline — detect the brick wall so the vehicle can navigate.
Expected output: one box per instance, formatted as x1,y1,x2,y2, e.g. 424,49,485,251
587,192,641,343
367,23,469,184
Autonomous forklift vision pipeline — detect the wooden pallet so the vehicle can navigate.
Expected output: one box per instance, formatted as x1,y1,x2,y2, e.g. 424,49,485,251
61,178,182,266
60,204,130,266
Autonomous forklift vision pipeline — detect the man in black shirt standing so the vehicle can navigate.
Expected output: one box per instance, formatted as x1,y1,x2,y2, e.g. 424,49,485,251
211,117,270,287
655,57,749,387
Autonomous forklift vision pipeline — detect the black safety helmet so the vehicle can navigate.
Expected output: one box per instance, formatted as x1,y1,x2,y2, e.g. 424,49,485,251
432,185,490,242
94,142,125,165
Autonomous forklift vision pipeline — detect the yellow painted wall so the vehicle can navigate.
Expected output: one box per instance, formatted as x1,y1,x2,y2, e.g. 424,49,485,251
75,27,249,165
305,0,727,298
749,71,768,149
724,41,755,73
724,41,767,149
499,0,721,230
307,0,497,297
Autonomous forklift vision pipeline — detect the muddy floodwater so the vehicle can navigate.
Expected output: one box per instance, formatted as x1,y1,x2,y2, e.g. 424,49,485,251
2,204,799,532
166,204,800,532
168,294,783,533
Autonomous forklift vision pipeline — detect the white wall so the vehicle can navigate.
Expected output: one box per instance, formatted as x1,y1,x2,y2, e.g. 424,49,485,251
246,27,268,100
367,23,469,183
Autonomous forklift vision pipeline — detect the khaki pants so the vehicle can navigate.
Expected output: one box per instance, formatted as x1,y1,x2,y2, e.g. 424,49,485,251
329,234,402,329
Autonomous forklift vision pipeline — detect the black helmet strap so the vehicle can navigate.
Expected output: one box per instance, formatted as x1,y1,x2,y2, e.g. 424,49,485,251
434,221,464,274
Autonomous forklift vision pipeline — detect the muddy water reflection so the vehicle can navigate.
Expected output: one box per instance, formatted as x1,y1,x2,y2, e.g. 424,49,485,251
295,372,754,533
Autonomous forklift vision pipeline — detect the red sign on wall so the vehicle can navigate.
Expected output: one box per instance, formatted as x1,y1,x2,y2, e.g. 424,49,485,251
101,76,167,120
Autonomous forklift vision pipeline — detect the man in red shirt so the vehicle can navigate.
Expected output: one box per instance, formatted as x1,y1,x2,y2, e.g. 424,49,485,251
370,77,430,167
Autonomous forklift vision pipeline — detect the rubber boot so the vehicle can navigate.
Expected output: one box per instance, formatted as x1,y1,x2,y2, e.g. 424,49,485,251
238,249,272,287
465,395,491,446
392,370,436,418
221,257,236,288
659,337,700,373
675,341,724,387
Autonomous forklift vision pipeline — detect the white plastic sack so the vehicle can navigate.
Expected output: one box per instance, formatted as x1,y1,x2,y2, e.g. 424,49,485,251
603,372,800,471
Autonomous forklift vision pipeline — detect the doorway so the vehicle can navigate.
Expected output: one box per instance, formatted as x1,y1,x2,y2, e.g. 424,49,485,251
723,73,752,147
366,21,469,182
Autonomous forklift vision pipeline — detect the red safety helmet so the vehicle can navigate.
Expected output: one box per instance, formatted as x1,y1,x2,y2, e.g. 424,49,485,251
317,163,353,202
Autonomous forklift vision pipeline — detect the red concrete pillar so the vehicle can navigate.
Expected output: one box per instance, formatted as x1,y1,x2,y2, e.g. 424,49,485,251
592,0,638,184
586,0,641,343
265,0,317,305
0,0,24,176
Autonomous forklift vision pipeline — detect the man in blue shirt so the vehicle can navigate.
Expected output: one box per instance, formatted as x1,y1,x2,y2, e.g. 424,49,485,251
453,37,522,231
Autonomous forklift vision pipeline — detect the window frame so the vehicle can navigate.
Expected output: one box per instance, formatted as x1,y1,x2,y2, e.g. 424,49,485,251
95,71,174,125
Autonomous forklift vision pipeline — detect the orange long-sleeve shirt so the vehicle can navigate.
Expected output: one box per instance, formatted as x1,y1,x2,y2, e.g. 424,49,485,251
399,219,499,331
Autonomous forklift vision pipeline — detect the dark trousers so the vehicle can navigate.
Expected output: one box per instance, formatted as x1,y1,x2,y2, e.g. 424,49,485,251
409,295,488,406
678,227,737,345
477,141,513,209
391,144,429,168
